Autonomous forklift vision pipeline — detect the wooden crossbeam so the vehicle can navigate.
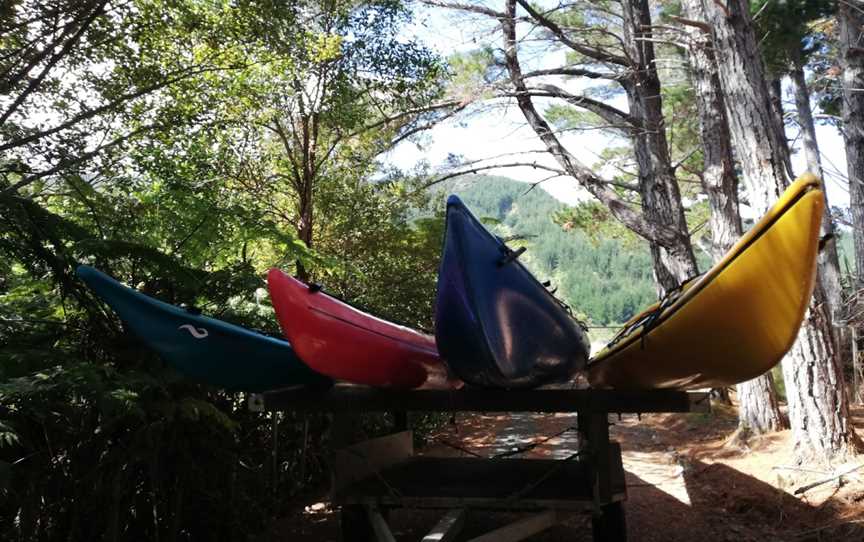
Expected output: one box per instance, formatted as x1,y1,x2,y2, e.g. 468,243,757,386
421,508,467,542
332,431,413,493
467,509,558,542
364,505,396,542
257,385,710,414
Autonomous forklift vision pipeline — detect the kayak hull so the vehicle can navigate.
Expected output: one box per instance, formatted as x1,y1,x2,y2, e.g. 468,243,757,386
435,195,590,389
77,266,329,392
588,175,824,390
267,269,457,389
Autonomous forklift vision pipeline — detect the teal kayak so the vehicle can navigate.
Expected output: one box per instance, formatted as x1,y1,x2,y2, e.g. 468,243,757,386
76,265,330,392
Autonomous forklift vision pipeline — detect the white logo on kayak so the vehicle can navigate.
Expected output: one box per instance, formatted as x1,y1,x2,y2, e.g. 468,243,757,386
178,324,208,339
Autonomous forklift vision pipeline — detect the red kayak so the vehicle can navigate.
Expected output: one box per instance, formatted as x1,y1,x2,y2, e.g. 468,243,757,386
267,269,459,389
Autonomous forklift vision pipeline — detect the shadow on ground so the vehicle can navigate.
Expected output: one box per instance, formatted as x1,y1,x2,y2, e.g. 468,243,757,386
266,411,864,541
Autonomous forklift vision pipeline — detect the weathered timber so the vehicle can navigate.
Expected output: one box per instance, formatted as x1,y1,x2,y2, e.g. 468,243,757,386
467,510,557,542
365,505,396,542
585,413,612,504
257,385,710,414
332,431,413,494
333,447,626,510
592,501,627,541
421,508,466,542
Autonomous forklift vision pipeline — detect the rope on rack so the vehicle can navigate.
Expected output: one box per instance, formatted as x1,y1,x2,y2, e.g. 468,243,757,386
491,425,579,459
345,448,405,500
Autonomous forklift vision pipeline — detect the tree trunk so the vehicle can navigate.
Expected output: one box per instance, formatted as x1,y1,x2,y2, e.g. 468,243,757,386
790,53,823,180
700,0,858,461
621,0,700,294
839,2,864,291
681,0,785,433
737,374,785,432
295,114,315,282
680,1,741,259
296,185,313,281
699,0,790,205
767,77,788,151
500,0,697,294
765,75,797,181
781,283,858,461
790,48,845,332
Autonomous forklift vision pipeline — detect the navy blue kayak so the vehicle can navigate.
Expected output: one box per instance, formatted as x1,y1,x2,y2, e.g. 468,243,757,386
434,196,590,388
77,266,330,392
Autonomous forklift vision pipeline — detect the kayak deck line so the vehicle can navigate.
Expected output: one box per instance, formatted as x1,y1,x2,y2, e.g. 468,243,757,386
307,305,440,356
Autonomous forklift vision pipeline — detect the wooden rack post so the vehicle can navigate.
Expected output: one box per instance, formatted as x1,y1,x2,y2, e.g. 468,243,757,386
251,385,710,542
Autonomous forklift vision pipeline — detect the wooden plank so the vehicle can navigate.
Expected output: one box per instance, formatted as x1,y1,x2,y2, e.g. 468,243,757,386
466,510,557,542
333,453,626,509
262,385,710,414
854,327,862,405
421,508,467,542
393,411,409,432
248,393,265,412
365,505,396,542
340,505,374,542
330,413,362,493
331,413,365,448
340,494,623,511
332,431,413,494
586,413,612,504
591,502,627,542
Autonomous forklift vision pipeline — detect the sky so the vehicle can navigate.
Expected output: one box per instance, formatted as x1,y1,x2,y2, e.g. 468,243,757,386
384,3,852,212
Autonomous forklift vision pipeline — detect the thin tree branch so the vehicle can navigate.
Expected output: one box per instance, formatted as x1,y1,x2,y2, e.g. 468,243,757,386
314,99,464,172
0,0,109,126
522,67,624,81
515,0,629,67
420,0,505,18
667,14,711,33
521,83,639,127
1,63,237,152
1,123,156,199
420,162,568,190
500,0,681,247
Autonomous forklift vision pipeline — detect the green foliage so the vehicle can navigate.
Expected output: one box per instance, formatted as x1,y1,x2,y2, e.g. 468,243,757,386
0,187,303,539
748,1,840,122
750,0,834,76
546,104,605,133
2,0,305,197
554,201,642,248
313,177,444,330
0,1,450,541
836,228,857,285
447,47,499,101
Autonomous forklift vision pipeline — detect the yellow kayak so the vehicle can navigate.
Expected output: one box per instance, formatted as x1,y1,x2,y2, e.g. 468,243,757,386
588,174,824,390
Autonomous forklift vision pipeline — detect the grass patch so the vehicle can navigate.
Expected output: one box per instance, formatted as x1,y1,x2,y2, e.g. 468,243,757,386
772,366,786,402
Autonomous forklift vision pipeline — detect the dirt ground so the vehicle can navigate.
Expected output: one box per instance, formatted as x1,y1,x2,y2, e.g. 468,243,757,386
268,403,864,541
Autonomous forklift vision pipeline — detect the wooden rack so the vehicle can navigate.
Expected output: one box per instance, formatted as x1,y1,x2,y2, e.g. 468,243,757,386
251,385,710,542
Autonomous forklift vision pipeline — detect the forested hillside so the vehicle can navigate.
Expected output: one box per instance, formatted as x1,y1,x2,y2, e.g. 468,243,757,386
438,175,657,326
